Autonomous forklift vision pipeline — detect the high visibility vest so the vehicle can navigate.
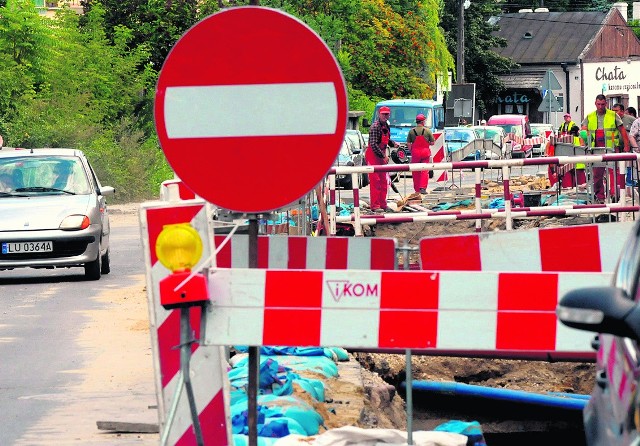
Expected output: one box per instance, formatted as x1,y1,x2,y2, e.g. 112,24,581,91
559,120,576,135
586,109,618,149
573,136,585,170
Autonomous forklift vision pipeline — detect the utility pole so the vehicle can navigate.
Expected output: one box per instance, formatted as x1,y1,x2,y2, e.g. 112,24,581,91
457,0,465,84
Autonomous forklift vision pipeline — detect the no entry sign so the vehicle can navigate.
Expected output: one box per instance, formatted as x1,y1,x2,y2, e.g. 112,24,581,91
155,7,347,213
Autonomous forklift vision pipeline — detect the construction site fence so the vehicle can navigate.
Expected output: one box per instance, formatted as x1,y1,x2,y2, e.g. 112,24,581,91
327,152,640,235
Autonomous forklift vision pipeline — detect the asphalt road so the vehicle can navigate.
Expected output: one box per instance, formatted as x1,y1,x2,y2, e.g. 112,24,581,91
0,222,147,445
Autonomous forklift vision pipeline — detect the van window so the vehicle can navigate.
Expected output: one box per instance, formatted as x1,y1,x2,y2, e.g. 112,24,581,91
375,106,435,127
434,107,445,130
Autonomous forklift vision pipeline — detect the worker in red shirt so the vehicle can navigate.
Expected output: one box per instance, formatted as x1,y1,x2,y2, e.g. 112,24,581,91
365,106,397,212
407,113,434,194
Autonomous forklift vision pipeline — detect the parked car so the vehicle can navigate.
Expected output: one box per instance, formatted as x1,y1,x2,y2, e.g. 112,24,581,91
557,219,640,445
0,148,115,280
470,125,506,160
486,114,533,158
530,123,554,156
345,129,366,155
333,137,369,189
444,127,480,161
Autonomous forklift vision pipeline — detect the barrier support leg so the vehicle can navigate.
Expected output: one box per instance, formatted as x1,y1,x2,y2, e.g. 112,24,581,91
160,305,204,446
474,168,482,233
502,166,513,231
400,241,413,445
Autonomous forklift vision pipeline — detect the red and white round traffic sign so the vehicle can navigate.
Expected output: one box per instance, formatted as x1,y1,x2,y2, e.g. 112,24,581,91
155,7,347,213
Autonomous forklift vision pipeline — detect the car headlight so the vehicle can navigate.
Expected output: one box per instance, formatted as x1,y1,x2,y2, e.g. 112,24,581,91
60,215,91,230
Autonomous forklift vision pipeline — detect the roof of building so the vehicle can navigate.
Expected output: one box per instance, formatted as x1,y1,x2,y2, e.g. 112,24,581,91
491,11,608,64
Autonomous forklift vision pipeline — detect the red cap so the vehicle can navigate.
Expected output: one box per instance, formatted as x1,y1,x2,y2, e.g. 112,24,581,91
379,106,391,114
416,113,426,122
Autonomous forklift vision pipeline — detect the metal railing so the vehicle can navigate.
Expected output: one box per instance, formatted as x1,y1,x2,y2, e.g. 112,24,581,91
327,152,640,236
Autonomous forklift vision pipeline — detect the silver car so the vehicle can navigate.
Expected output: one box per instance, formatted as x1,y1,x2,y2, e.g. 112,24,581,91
558,219,640,444
0,148,115,280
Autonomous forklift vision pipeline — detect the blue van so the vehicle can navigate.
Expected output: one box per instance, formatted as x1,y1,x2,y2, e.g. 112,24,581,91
367,99,445,163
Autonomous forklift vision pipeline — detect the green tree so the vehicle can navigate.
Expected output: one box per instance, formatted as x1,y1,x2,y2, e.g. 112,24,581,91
81,0,221,72
440,0,518,117
0,0,165,201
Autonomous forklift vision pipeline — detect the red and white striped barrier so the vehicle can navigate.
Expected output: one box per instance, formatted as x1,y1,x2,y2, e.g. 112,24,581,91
203,268,609,355
160,178,197,201
506,132,546,147
140,201,232,445
431,131,448,182
213,234,397,270
337,204,638,226
331,153,640,232
420,222,633,273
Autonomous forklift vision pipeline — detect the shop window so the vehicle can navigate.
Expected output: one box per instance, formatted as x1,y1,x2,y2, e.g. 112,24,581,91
606,94,628,108
500,103,528,115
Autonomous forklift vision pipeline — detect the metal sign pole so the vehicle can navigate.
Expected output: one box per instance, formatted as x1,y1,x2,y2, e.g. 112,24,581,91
401,240,413,445
248,216,260,446
547,71,552,125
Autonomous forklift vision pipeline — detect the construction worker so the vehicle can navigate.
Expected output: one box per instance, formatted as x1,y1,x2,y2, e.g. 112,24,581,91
365,106,396,213
581,94,630,203
558,113,576,135
407,113,434,194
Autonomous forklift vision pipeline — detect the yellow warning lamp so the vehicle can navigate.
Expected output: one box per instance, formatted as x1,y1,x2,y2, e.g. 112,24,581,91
156,223,203,272
156,223,209,309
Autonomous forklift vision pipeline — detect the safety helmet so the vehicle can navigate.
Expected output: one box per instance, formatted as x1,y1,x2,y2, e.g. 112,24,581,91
379,106,391,114
416,113,426,123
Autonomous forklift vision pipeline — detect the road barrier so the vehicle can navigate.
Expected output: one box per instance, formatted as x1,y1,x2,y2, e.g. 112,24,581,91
420,222,632,273
202,268,608,356
328,152,640,235
144,179,624,444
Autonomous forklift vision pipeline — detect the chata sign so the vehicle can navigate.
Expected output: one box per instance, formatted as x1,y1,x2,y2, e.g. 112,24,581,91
154,7,347,213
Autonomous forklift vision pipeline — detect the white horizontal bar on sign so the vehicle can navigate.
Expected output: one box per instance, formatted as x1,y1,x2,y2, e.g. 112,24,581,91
164,83,338,138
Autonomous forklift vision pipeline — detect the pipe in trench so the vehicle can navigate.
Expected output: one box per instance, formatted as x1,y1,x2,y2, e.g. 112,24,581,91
400,380,589,411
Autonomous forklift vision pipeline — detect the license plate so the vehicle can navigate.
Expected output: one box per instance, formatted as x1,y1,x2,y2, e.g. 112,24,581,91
2,241,53,254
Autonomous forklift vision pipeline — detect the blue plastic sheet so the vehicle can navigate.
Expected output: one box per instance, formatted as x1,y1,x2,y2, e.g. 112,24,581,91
435,420,487,446
430,199,474,211
230,395,323,437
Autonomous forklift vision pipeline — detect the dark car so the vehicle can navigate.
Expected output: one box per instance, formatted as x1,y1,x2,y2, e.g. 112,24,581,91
557,220,640,445
333,137,369,189
0,148,115,280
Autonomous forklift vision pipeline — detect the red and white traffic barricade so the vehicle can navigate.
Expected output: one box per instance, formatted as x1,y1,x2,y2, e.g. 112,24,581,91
140,201,232,445
213,234,396,270
420,222,633,273
202,269,610,358
160,178,197,201
431,132,448,183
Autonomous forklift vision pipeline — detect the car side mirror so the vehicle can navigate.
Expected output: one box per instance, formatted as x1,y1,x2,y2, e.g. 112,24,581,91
100,186,116,196
362,118,370,128
557,286,640,342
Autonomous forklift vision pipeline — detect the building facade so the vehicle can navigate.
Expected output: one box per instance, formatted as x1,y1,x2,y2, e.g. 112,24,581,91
490,4,640,128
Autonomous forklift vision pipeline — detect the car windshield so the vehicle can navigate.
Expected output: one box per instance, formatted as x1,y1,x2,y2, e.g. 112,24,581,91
0,155,91,196
345,131,363,151
476,128,502,144
445,130,474,142
495,124,523,136
531,126,550,136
